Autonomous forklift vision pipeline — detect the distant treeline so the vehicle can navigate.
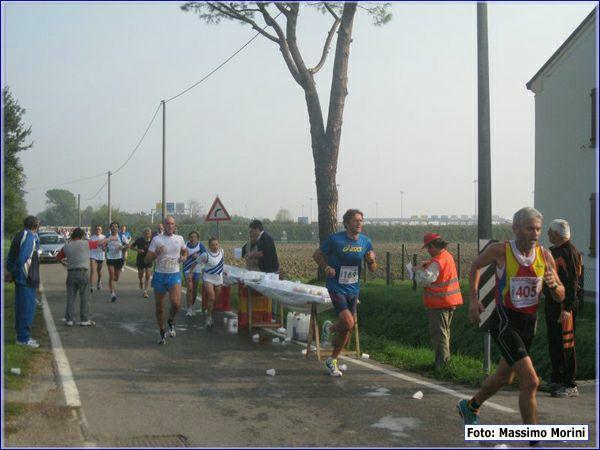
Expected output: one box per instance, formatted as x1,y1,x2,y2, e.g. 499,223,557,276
111,218,514,244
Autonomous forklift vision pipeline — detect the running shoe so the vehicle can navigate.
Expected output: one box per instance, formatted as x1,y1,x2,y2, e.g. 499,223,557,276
97,281,102,290
111,293,117,303
143,290,149,298
121,267,125,273
206,316,213,328
322,320,333,343
79,320,96,327
457,399,480,425
185,308,194,318
16,339,40,349
158,330,167,345
167,319,176,337
325,357,342,377
90,287,94,294
65,320,74,327
552,386,579,398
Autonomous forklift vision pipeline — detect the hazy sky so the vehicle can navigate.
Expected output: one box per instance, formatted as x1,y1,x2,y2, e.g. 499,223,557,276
2,1,596,221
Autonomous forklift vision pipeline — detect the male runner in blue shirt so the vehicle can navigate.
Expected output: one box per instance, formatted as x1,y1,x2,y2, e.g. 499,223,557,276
313,209,377,376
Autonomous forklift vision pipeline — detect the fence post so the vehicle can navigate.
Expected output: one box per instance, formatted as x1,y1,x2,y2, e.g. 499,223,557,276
412,253,418,291
386,252,391,286
401,244,405,280
457,242,461,279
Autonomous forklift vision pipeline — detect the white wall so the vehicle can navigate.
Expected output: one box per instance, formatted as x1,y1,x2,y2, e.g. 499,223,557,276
533,18,597,292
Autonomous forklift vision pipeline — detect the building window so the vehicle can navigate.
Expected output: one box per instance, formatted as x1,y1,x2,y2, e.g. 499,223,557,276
591,88,596,148
590,192,596,258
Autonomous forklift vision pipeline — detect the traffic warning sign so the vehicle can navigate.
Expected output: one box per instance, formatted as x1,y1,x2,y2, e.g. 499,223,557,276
205,196,231,222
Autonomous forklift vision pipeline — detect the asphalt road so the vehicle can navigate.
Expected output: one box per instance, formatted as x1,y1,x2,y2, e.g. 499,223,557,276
40,263,597,448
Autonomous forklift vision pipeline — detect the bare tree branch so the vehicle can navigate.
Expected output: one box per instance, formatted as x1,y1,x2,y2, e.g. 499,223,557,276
274,2,292,17
308,16,340,74
323,3,340,20
282,3,311,83
256,3,303,85
207,2,280,43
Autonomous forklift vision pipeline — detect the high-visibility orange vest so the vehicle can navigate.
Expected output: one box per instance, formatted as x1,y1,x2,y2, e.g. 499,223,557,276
423,249,463,309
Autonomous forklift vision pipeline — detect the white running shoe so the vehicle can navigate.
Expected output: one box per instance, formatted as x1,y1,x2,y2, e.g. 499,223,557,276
185,308,194,318
79,320,96,327
16,339,40,349
65,321,74,327
325,357,342,377
206,316,213,328
167,320,176,337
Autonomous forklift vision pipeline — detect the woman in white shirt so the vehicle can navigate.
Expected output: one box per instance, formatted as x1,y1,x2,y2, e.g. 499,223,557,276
89,225,106,293
194,237,224,328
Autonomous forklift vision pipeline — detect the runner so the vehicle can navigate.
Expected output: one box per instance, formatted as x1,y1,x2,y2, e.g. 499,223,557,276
458,207,565,439
193,237,224,328
182,231,207,317
105,221,128,302
129,227,154,298
119,224,132,273
313,209,377,377
89,225,106,293
145,216,188,345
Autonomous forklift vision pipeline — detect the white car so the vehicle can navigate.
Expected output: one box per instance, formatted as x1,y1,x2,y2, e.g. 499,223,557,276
38,232,65,262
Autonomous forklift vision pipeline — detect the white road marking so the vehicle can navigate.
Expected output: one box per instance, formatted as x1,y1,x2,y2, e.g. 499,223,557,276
40,285,81,407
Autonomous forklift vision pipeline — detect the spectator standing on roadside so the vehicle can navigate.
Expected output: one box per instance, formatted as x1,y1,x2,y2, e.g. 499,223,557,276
242,220,280,319
5,216,41,348
57,228,114,326
543,219,583,398
414,233,463,369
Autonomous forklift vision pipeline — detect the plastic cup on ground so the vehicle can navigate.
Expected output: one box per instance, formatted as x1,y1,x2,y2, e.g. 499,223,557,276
361,353,370,359
412,390,423,399
266,368,276,376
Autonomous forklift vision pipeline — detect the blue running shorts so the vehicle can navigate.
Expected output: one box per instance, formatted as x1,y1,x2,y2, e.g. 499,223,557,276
152,272,182,294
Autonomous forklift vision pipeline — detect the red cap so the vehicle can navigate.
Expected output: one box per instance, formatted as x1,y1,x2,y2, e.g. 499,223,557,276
422,232,441,248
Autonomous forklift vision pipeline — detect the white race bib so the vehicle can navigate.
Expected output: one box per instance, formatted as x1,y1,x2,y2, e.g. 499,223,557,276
510,276,542,309
158,257,179,272
339,266,359,285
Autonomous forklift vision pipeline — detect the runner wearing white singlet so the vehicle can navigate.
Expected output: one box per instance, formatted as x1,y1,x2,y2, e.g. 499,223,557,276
145,216,188,345
89,225,106,293
182,231,207,317
105,221,128,302
193,237,224,329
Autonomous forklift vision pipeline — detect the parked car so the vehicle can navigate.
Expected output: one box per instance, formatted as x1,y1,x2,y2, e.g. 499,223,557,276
38,232,65,262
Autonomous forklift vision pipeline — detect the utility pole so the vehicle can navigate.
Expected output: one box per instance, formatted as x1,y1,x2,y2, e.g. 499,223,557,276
309,197,313,223
400,191,404,220
477,2,492,374
161,100,166,222
107,171,112,225
77,194,81,227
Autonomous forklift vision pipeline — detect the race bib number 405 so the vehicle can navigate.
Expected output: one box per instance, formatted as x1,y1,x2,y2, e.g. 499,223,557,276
338,266,359,285
510,277,542,309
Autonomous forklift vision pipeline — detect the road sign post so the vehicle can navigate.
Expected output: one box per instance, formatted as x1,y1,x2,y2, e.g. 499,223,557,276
205,196,232,240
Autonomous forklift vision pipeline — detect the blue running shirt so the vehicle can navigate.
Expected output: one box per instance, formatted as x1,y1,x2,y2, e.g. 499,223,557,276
320,231,373,295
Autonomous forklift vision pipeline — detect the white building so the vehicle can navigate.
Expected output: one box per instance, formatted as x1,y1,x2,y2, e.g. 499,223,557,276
526,7,597,294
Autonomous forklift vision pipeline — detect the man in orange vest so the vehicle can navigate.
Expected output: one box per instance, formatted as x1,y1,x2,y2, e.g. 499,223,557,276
414,232,463,369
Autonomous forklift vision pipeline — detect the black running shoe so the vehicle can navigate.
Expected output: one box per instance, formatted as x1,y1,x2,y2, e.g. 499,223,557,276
158,329,166,345
167,319,176,337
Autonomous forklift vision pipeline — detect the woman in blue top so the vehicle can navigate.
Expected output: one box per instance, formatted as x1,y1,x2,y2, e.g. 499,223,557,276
313,209,377,377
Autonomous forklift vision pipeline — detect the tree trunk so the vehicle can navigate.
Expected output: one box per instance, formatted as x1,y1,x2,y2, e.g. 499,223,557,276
309,3,357,245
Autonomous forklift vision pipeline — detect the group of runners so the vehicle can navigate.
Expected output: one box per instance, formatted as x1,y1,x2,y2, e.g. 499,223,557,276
314,206,567,444
82,205,569,439
86,217,225,343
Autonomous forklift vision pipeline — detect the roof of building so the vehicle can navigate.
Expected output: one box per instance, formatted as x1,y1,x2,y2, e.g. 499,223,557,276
526,6,597,91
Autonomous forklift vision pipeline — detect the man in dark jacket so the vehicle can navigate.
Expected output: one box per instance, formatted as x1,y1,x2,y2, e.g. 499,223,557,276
544,219,583,398
242,220,279,274
6,216,41,348
242,220,280,320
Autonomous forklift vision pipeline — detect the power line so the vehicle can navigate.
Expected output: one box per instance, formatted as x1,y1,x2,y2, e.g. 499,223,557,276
28,172,106,191
165,12,281,103
83,175,109,201
111,101,162,175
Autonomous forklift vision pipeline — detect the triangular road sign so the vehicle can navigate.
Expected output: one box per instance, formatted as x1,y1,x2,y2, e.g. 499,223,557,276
205,196,231,222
